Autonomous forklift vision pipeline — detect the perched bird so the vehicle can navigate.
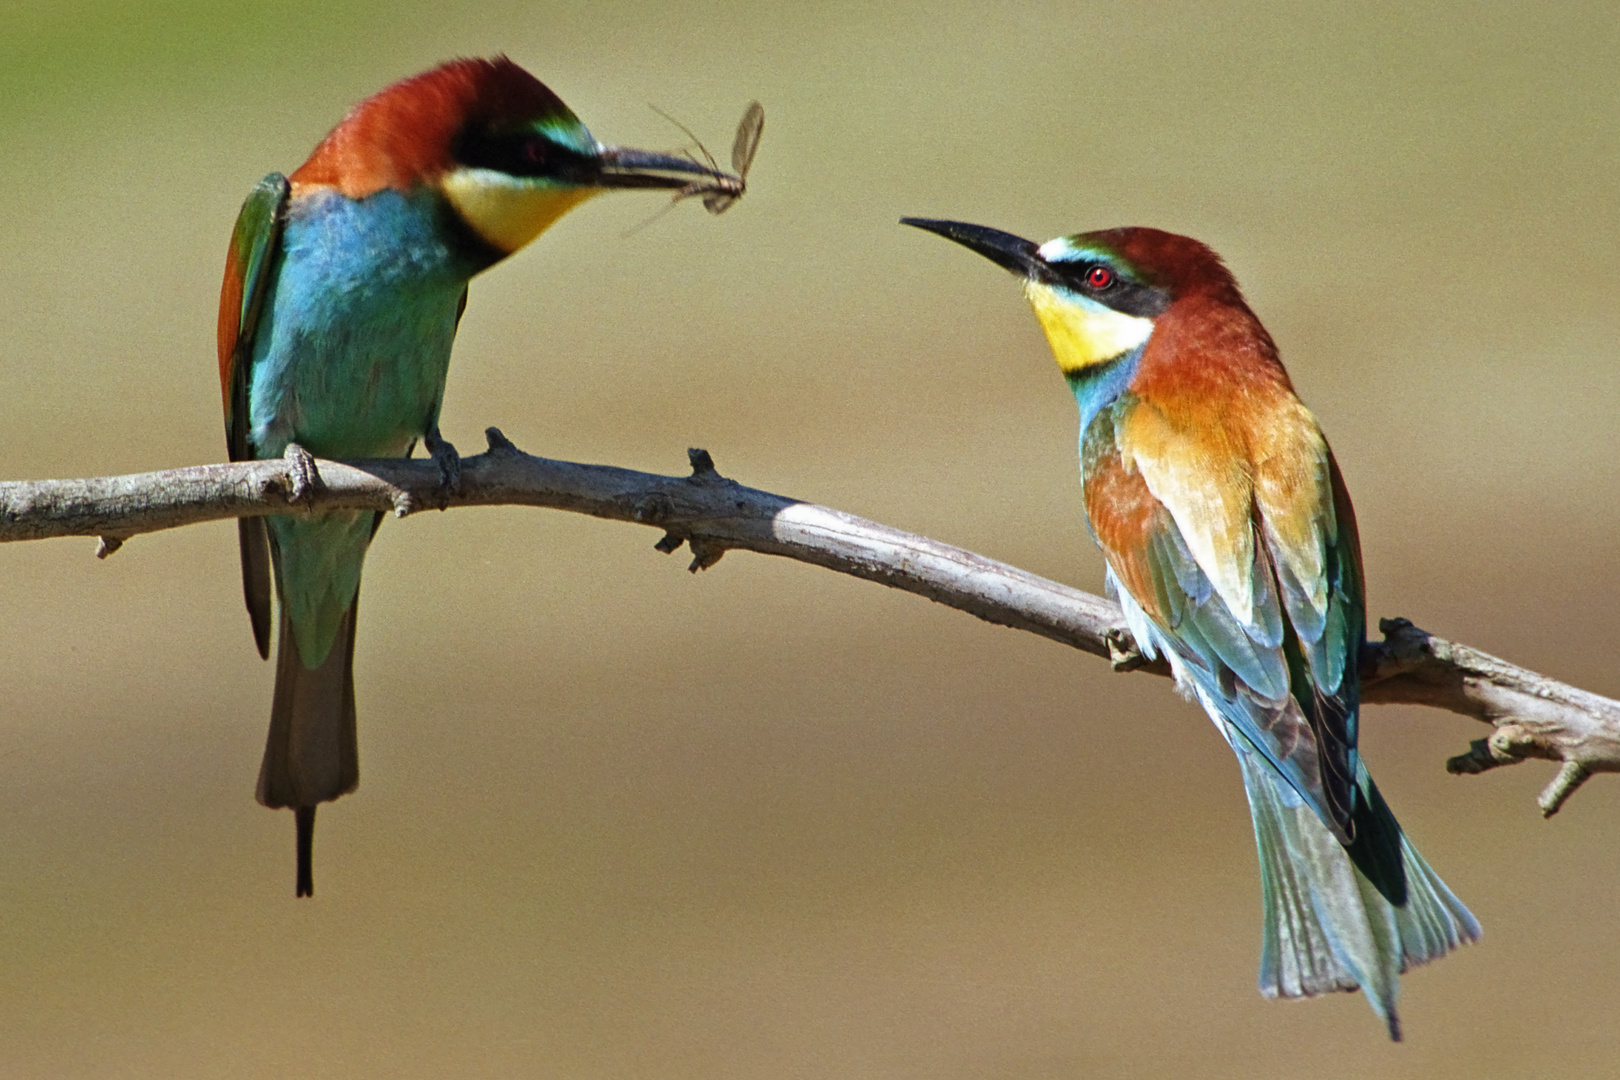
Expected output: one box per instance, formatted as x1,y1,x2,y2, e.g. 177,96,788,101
219,57,743,897
901,218,1479,1038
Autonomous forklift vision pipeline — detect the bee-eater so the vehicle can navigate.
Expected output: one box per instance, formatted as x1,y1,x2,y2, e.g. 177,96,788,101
901,218,1479,1039
218,57,742,897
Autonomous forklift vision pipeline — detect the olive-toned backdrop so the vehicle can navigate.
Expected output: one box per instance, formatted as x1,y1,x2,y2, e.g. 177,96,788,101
2,2,1616,1076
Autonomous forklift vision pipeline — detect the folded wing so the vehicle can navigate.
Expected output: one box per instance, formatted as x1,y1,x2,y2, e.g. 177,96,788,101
217,173,290,660
1084,391,1361,845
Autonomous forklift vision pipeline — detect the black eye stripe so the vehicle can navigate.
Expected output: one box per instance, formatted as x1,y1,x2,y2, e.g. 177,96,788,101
1044,259,1171,318
453,126,600,183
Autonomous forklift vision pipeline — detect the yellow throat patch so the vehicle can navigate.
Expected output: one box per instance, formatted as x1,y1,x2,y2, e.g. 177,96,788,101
1024,280,1155,374
441,168,603,254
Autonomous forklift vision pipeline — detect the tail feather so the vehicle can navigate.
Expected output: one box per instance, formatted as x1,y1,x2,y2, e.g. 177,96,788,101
1239,743,1479,1040
1388,830,1482,968
1342,763,1408,906
256,598,360,896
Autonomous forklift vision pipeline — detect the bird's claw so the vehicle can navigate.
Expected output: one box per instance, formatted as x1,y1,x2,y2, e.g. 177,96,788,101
283,442,320,506
1107,629,1148,672
424,428,462,508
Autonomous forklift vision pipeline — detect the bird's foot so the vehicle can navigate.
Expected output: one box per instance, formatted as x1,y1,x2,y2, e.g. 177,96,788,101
283,442,320,506
1107,628,1149,672
424,427,462,509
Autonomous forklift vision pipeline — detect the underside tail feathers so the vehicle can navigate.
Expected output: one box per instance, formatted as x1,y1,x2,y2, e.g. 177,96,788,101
256,598,360,897
1239,743,1480,1040
256,599,360,809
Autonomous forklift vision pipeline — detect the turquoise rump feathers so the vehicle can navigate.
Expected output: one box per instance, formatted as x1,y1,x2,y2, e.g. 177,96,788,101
903,217,1479,1039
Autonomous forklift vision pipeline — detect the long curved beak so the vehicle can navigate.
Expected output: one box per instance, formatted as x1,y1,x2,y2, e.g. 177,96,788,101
900,218,1048,281
597,145,742,193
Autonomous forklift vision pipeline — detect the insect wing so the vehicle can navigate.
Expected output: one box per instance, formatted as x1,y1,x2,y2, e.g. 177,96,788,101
731,101,764,176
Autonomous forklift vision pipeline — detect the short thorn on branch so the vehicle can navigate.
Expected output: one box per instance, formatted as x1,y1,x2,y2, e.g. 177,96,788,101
666,448,728,568
1445,737,1506,777
1538,762,1592,817
688,447,718,478
484,426,519,455
95,536,124,559
687,536,726,572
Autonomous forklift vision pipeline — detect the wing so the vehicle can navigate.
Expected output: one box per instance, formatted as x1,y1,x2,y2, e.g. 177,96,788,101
1085,392,1359,843
217,173,290,659
219,173,290,459
1250,413,1367,824
702,101,763,214
731,101,764,176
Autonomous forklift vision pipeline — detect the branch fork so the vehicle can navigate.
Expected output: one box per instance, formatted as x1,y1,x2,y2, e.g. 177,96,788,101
1362,618,1620,815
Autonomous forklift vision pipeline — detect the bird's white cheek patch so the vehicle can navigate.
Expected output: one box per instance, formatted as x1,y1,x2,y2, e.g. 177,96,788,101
441,168,602,254
1024,282,1154,374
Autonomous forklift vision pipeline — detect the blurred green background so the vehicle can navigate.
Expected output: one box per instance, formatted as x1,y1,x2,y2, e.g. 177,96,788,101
1,1,1616,1076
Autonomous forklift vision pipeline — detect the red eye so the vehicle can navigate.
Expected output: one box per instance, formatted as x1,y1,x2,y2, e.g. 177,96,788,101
1085,265,1115,289
523,139,548,164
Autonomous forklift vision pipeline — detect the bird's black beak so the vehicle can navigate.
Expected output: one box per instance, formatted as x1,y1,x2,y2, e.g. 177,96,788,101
900,218,1049,280
597,145,742,195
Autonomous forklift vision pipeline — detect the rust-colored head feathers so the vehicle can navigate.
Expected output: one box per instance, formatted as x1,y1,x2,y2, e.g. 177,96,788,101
292,57,584,199
1074,227,1244,305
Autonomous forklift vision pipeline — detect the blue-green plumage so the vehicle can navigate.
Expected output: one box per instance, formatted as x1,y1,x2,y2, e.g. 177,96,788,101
250,187,470,669
250,188,471,464
1066,344,1143,441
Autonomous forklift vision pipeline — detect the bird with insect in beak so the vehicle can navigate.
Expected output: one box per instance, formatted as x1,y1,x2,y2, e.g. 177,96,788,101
901,217,1479,1039
219,57,749,898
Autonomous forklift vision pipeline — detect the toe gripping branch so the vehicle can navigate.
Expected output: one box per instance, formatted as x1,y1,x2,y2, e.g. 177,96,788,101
283,442,321,506
423,427,462,508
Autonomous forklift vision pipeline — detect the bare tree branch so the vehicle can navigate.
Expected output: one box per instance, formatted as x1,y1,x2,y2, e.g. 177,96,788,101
3,427,1614,813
